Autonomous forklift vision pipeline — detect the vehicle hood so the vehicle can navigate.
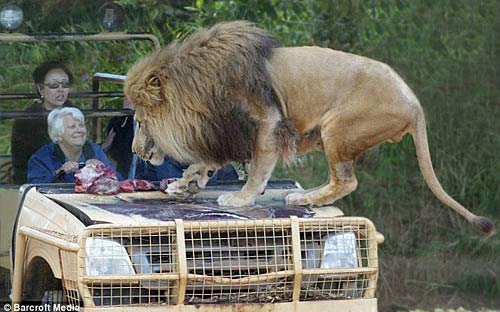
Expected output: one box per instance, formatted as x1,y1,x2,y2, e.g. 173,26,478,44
42,189,320,225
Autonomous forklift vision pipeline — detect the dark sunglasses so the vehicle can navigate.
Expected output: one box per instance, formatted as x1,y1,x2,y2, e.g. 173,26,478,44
43,81,71,89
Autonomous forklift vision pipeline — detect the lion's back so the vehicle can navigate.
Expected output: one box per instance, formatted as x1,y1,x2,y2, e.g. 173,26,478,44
268,46,419,132
269,46,392,100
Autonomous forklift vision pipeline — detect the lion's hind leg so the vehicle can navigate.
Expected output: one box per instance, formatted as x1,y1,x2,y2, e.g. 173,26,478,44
286,124,360,206
286,159,358,206
286,108,411,207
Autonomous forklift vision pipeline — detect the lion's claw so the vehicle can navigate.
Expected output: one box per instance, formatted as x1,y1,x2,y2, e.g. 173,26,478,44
166,181,190,196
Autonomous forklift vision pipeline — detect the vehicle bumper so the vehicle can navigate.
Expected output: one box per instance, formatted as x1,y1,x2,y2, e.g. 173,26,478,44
81,298,377,312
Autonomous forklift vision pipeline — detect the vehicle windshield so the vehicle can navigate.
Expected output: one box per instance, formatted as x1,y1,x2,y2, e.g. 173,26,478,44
0,38,157,185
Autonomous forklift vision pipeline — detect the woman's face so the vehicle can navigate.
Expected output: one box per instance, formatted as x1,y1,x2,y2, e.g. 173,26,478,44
39,69,70,109
60,114,86,147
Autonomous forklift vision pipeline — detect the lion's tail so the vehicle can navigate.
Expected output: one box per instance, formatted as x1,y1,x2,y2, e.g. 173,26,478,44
411,107,494,234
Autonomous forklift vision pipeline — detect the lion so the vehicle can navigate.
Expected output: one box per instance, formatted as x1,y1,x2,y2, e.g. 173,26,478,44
124,21,494,234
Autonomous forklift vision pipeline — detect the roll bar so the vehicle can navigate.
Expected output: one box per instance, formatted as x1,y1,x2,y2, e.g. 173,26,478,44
0,32,161,49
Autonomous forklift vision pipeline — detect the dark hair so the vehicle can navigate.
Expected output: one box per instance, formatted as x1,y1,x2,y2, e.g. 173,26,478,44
33,62,74,85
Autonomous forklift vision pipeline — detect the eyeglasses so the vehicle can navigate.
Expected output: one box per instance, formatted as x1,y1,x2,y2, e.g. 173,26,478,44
43,81,71,89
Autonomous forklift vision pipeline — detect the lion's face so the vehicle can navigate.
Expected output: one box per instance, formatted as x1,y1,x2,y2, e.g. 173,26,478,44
132,107,166,166
125,53,171,166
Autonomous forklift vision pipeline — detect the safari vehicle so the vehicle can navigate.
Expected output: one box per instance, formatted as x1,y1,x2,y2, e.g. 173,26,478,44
0,4,383,311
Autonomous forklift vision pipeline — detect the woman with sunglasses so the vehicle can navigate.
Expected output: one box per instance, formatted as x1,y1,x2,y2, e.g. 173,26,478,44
11,61,75,184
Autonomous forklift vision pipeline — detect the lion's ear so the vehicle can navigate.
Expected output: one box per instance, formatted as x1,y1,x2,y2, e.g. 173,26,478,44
140,72,164,108
147,73,161,88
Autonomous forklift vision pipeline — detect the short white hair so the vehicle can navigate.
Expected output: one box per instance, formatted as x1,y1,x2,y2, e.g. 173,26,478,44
47,107,85,143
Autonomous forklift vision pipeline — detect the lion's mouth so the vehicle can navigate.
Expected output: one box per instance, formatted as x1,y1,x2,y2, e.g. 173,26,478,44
144,138,156,160
133,137,155,161
144,150,153,161
136,138,165,166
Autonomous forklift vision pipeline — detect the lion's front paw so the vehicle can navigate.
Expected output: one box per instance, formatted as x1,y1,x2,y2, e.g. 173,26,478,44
285,192,309,206
165,180,190,196
217,192,255,207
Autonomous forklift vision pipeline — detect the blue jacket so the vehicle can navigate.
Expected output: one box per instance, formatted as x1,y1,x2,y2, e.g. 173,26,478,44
27,141,121,183
136,156,238,182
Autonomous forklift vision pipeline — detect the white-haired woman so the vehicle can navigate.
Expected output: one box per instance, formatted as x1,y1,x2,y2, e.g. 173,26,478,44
27,107,121,183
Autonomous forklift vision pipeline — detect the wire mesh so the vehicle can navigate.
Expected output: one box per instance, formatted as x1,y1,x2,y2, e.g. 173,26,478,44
77,217,378,307
81,224,178,306
183,220,295,304
299,219,378,300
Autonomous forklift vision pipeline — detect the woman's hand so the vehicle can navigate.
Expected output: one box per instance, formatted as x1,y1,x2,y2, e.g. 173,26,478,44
56,161,80,174
86,159,105,167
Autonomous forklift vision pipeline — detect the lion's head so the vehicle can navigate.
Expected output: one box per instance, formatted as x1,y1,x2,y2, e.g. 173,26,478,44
125,21,281,166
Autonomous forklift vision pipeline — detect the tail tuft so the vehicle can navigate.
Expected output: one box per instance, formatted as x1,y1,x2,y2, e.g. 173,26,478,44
472,216,495,235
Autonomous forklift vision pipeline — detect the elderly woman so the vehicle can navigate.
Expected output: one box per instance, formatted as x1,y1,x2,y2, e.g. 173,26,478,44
11,61,75,184
27,107,121,183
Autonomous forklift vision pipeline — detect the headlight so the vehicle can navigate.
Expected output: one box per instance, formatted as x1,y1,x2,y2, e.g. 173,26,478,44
321,232,358,269
85,237,135,276
98,2,124,31
0,4,23,32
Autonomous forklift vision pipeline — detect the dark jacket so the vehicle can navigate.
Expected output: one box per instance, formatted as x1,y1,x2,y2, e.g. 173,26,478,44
27,141,121,183
105,115,134,178
11,101,73,184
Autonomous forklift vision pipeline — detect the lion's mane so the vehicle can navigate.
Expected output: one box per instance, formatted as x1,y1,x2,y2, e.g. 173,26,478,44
125,21,282,164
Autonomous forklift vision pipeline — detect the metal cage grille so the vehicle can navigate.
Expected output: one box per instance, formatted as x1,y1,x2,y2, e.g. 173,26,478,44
298,219,378,300
77,217,378,307
183,220,295,304
81,225,178,306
